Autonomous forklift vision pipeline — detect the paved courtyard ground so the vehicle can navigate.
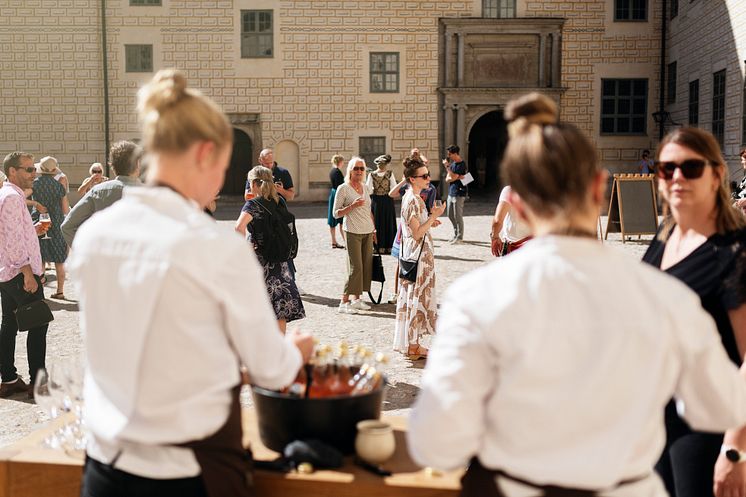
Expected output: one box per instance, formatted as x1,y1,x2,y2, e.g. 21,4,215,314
0,197,652,448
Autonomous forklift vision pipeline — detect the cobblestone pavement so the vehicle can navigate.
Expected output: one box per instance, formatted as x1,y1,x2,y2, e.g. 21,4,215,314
0,197,652,447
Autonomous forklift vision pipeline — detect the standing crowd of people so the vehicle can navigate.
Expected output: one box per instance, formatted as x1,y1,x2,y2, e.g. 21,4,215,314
6,69,746,497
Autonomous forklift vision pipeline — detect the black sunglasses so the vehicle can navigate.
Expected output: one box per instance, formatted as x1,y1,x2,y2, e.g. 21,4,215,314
352,166,365,171
14,166,35,173
412,173,430,179
655,159,710,180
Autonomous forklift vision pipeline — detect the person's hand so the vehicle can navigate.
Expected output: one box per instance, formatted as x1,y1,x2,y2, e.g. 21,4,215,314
23,273,38,294
432,219,441,228
442,159,449,167
33,221,49,236
34,202,47,214
491,237,504,257
289,330,314,364
351,197,365,210
714,453,746,497
373,232,378,244
737,198,746,209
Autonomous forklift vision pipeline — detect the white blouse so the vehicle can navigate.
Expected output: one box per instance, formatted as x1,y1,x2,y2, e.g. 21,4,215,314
69,187,302,478
332,182,375,234
409,236,746,489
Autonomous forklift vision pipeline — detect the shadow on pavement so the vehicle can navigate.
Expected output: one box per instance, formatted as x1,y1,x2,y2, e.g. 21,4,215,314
435,255,484,263
46,300,79,312
383,381,421,411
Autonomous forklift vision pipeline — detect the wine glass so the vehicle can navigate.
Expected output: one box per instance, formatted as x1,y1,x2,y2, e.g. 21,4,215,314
34,369,61,448
434,200,443,209
39,213,52,240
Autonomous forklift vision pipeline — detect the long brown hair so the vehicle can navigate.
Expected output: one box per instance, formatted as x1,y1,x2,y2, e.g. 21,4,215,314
247,166,279,203
501,93,599,218
656,127,744,240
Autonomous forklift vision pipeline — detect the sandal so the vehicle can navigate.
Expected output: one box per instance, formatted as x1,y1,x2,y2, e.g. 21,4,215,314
332,243,345,249
50,292,65,300
407,345,428,361
39,274,47,285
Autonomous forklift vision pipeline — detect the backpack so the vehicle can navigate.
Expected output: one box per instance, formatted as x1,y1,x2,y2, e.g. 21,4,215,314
252,197,298,263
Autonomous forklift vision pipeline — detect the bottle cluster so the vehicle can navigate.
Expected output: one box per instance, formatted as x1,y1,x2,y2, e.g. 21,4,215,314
281,343,387,398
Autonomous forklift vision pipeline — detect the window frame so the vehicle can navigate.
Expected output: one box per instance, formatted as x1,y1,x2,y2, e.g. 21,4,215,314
359,137,387,169
600,78,649,136
689,79,699,126
369,52,400,94
124,44,153,73
614,0,648,22
482,0,517,18
667,61,677,104
712,69,726,147
241,9,273,59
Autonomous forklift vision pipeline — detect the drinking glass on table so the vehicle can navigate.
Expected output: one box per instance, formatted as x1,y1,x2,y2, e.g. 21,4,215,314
39,213,51,240
34,369,62,448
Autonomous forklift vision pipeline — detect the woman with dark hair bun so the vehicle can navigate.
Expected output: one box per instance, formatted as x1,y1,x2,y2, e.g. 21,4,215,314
408,93,746,497
366,154,397,253
642,127,746,497
392,156,445,360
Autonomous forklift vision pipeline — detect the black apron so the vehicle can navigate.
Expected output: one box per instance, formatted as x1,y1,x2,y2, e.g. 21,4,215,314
461,458,645,497
177,384,254,497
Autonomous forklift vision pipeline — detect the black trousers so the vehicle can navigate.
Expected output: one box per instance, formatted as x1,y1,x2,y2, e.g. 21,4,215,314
0,273,47,384
81,456,208,497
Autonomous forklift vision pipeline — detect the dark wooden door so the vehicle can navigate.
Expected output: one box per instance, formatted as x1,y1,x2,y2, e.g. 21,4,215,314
222,128,253,195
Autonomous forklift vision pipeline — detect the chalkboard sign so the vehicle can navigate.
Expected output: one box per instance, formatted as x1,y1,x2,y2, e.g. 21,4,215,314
605,174,658,242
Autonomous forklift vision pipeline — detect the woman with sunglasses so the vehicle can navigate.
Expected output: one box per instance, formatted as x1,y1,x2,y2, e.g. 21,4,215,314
77,163,108,196
642,128,746,497
393,157,445,359
333,157,377,313
409,94,746,497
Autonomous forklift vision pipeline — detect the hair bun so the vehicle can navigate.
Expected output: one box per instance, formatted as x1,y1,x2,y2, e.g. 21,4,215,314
504,93,558,137
137,69,188,117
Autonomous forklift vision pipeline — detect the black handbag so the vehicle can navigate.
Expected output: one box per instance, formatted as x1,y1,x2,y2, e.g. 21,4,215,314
399,240,424,283
15,299,54,331
368,245,386,305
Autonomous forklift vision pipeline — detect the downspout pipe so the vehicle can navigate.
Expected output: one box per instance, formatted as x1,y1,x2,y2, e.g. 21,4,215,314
101,0,111,175
658,0,667,141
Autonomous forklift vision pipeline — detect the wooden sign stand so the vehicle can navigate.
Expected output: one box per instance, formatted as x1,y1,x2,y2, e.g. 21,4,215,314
604,174,659,243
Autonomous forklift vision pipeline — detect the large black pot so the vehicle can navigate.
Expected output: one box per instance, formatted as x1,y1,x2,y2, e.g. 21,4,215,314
251,386,384,454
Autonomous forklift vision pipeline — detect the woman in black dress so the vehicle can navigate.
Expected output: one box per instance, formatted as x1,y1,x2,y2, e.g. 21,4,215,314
643,127,746,497
328,154,345,249
366,154,397,253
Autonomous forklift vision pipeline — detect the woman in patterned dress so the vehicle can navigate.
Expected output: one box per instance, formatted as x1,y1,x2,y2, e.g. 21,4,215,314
32,156,70,298
393,157,445,359
366,154,397,253
235,166,305,333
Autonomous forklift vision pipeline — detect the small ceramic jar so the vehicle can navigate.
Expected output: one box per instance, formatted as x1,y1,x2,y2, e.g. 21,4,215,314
355,420,395,465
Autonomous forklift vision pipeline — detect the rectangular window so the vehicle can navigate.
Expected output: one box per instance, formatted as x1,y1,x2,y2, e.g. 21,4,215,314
615,0,647,21
359,137,386,170
689,79,699,126
130,0,161,4
670,0,678,19
667,61,677,104
713,70,726,147
370,53,399,93
483,0,516,18
600,79,648,135
125,44,153,73
241,10,273,58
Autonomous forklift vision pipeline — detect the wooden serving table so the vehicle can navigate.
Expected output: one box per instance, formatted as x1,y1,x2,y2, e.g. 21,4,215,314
0,410,462,497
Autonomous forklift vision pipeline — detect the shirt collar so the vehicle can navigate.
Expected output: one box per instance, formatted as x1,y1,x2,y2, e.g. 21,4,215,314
115,176,142,186
2,181,24,196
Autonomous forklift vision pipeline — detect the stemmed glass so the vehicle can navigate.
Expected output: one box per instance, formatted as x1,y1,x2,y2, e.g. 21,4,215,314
34,369,61,448
39,213,52,240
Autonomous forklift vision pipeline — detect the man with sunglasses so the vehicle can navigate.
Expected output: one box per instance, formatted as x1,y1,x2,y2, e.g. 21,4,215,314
0,152,50,398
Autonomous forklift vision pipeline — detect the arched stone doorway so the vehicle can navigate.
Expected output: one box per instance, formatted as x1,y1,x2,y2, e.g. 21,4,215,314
223,128,253,196
467,110,509,194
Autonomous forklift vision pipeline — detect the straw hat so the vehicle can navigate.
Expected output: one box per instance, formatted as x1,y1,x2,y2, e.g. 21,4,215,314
36,156,60,175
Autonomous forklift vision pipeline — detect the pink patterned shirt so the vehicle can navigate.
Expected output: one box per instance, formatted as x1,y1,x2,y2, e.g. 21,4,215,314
0,182,42,282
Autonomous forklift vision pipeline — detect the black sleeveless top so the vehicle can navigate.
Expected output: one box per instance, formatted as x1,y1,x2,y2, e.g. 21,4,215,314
642,227,746,366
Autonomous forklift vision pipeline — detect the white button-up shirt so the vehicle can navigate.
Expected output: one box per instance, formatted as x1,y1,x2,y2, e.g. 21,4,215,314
69,187,302,479
409,236,746,490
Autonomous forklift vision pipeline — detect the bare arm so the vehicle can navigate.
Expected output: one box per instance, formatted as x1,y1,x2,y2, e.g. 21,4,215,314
389,178,406,199
407,202,446,241
61,196,70,216
490,201,510,257
235,211,253,237
715,304,746,497
277,185,295,201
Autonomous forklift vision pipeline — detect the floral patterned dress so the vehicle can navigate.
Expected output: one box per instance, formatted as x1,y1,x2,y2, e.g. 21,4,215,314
393,190,437,352
242,199,305,323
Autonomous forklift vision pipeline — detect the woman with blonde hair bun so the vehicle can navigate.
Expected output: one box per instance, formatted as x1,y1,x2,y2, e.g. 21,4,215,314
409,93,746,497
235,165,305,333
70,69,313,497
